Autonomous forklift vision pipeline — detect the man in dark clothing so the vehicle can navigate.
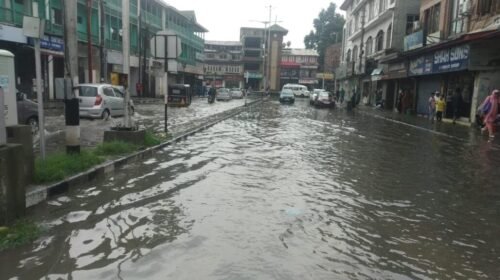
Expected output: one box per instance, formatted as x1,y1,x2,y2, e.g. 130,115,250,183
452,88,463,124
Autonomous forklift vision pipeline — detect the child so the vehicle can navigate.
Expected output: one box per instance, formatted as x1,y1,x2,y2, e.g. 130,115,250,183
435,94,446,122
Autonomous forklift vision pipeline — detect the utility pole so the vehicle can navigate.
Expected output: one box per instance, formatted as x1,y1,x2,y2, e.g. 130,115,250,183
265,5,272,92
86,0,93,83
137,0,142,96
63,0,81,154
122,0,131,127
99,0,106,82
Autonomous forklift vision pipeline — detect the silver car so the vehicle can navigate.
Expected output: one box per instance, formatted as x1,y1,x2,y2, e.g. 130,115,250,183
78,84,134,119
230,88,244,99
16,92,38,133
216,88,232,101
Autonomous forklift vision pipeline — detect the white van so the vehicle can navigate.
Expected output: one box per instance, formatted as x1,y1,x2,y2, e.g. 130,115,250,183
282,84,310,98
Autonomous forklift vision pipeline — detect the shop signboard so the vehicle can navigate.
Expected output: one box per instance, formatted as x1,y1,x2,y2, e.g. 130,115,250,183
409,44,469,76
433,45,469,73
404,30,424,51
29,35,64,52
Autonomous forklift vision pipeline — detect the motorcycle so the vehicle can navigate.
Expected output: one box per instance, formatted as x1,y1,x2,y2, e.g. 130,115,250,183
207,88,216,104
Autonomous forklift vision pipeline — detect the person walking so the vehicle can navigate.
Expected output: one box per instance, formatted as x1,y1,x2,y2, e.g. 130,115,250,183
340,88,345,104
397,90,404,113
435,94,446,122
479,89,500,140
452,88,463,124
428,92,437,122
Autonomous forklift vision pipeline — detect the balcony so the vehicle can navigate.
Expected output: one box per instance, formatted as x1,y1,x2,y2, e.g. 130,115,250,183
403,30,424,51
0,7,28,27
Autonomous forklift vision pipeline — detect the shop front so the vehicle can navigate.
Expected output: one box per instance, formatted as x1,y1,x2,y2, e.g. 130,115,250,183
408,44,472,121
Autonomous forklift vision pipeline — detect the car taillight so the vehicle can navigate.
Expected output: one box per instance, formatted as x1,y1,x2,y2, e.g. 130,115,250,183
95,95,103,106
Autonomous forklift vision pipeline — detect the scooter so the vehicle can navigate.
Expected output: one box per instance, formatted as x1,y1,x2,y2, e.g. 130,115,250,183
207,89,216,104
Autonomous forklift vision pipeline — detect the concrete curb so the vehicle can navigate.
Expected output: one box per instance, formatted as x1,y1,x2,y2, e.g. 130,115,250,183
26,98,264,208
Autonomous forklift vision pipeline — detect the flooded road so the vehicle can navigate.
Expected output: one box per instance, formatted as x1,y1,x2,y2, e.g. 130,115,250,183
3,99,500,279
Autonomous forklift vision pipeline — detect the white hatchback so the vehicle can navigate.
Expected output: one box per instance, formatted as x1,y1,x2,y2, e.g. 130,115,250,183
78,84,135,119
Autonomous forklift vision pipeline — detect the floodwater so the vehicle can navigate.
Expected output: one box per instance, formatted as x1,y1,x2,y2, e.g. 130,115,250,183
2,99,500,279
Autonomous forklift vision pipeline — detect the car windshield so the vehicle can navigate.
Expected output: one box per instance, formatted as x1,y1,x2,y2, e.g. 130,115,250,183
281,90,294,96
319,92,330,97
78,86,98,97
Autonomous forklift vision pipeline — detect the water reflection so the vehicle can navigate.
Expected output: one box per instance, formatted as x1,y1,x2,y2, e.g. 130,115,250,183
1,99,500,279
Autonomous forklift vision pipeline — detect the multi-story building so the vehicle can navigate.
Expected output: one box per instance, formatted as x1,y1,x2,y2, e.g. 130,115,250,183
337,0,419,107
280,49,319,89
398,0,500,123
240,25,288,91
203,41,244,89
0,0,206,99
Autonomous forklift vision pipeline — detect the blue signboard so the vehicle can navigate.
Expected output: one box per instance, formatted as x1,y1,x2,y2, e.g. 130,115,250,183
432,44,469,73
28,35,64,52
409,44,469,76
404,30,424,51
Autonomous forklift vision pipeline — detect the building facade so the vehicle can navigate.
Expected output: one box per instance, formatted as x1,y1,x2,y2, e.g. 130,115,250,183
0,0,206,99
337,0,420,107
240,25,288,91
280,48,319,90
203,41,243,89
397,0,500,123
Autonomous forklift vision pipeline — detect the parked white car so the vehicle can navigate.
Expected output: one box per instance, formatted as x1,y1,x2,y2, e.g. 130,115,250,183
230,88,244,99
78,84,135,119
216,88,232,101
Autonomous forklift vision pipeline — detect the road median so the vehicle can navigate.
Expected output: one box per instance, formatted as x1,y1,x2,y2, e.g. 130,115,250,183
26,98,264,208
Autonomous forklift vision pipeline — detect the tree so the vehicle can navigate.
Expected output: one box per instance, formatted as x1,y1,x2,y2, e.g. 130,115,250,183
304,3,345,71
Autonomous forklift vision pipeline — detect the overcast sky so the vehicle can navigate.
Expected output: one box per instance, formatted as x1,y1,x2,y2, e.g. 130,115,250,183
162,0,344,48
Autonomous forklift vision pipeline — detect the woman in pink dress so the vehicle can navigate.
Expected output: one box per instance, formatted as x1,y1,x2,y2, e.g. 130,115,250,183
481,89,500,140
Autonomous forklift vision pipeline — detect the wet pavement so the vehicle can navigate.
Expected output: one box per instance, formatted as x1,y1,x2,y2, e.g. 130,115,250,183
3,98,500,279
39,97,249,153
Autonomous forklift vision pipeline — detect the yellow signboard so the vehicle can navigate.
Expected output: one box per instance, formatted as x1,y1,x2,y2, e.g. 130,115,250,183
316,73,335,80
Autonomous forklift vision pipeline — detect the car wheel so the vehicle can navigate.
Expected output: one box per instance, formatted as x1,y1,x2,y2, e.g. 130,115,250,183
102,109,110,120
27,117,39,134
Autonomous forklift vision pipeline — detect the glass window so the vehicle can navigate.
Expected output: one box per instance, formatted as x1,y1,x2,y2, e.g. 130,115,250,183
376,30,384,51
79,86,98,97
366,37,373,55
425,3,441,34
103,88,116,97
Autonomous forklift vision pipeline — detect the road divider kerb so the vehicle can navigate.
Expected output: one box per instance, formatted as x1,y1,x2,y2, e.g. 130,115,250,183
25,98,264,208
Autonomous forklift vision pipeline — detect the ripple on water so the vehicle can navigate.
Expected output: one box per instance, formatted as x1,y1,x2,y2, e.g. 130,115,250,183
1,101,500,279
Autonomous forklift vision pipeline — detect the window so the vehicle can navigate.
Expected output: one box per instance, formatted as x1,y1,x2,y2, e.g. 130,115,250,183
425,3,441,34
375,30,384,51
366,37,373,56
386,24,392,49
478,0,493,15
220,54,227,59
354,13,359,31
52,8,63,25
103,88,115,97
450,0,466,35
406,14,420,35
379,0,386,14
346,49,352,62
368,0,375,20
352,46,358,62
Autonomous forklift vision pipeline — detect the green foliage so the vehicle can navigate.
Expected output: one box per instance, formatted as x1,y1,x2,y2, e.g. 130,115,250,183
144,131,162,147
0,220,40,251
34,151,104,184
304,3,346,69
94,141,138,156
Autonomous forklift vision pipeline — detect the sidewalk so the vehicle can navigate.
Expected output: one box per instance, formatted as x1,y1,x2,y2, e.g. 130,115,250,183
345,103,496,145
